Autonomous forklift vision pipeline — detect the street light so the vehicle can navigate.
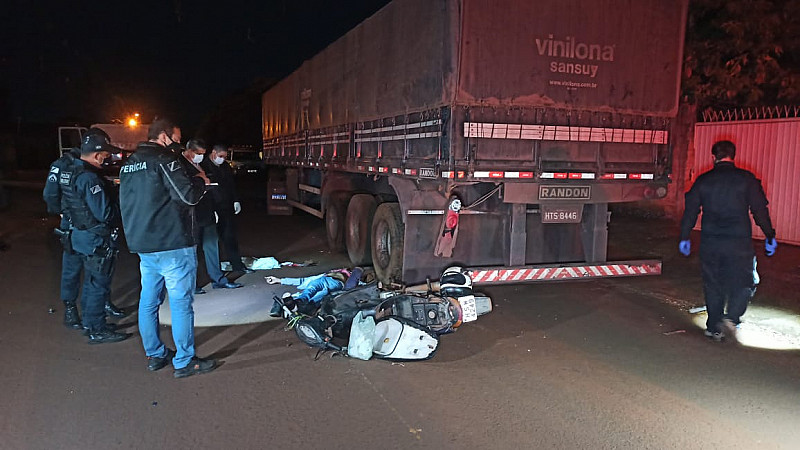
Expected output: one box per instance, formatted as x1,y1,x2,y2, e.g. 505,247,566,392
127,113,141,127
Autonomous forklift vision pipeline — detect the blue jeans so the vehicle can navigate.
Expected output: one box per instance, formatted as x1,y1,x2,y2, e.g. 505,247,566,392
293,276,344,304
137,246,198,369
197,224,226,285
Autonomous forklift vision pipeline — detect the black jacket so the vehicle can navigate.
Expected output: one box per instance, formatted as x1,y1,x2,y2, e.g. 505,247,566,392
178,155,216,227
65,159,119,255
680,161,775,240
43,148,81,226
119,141,206,253
201,158,238,216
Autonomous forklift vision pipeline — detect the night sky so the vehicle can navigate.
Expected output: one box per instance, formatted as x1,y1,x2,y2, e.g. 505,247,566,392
1,1,390,132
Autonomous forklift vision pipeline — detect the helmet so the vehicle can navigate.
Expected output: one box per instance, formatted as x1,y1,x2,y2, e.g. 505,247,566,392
440,266,472,298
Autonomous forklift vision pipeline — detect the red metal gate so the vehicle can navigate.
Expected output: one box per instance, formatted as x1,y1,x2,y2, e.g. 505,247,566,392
694,113,800,245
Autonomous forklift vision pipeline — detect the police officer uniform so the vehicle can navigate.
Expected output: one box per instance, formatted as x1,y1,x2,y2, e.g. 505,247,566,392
43,147,84,328
43,129,127,330
679,141,776,339
63,134,129,344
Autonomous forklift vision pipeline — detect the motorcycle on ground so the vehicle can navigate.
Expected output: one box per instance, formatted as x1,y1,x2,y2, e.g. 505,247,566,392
272,267,492,361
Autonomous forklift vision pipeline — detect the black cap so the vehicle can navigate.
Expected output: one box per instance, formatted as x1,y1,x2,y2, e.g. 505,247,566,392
80,133,120,155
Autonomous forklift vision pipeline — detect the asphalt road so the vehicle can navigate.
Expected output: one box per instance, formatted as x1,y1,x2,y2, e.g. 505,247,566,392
1,182,799,449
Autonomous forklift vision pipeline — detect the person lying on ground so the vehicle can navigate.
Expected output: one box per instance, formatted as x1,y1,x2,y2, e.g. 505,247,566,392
266,267,366,317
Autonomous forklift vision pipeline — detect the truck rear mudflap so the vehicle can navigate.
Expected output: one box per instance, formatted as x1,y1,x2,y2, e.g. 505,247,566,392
468,260,661,285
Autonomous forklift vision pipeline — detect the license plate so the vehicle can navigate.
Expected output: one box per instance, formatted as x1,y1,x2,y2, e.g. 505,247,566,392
458,295,478,322
540,203,584,223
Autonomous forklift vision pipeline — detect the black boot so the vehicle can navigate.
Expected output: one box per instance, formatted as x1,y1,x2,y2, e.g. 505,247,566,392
105,302,129,318
63,303,82,329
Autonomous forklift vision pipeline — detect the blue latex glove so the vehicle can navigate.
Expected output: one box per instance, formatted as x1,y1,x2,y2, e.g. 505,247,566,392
679,240,691,256
765,238,777,257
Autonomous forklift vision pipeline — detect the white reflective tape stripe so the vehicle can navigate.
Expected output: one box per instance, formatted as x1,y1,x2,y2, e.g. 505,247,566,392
465,123,669,144
355,119,442,135
354,131,441,143
500,271,512,281
441,171,454,178
406,210,445,215
474,171,491,178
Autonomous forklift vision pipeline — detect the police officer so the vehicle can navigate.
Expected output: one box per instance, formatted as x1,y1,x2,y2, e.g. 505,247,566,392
119,118,218,378
43,128,127,330
679,140,777,342
63,133,130,344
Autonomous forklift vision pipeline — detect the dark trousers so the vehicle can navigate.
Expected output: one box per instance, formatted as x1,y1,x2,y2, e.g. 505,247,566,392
61,250,83,304
217,213,245,271
700,237,754,332
196,224,226,285
79,254,114,332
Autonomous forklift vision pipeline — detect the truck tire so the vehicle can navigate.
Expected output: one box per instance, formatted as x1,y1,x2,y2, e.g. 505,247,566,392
325,193,348,251
371,203,404,284
345,194,377,265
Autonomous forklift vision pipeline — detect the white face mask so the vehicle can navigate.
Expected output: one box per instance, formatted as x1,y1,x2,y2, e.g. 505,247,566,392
192,154,204,164
212,156,225,165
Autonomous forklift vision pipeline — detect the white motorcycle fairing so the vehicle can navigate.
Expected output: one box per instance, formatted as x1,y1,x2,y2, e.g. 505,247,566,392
372,316,439,360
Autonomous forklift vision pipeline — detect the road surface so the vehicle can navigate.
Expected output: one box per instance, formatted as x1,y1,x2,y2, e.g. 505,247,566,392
1,184,799,449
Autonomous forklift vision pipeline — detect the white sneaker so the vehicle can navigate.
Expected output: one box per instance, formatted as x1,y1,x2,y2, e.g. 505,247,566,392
704,329,724,342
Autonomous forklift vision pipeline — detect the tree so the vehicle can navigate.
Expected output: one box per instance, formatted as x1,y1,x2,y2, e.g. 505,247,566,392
683,0,800,109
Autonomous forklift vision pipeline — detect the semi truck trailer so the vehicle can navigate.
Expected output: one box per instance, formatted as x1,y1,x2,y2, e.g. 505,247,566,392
262,0,689,285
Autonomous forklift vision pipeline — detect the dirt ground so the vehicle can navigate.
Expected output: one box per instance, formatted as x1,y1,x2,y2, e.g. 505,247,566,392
1,181,799,449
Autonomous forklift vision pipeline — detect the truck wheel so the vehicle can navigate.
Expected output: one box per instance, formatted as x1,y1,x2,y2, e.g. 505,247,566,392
325,193,348,251
345,194,377,265
371,203,404,284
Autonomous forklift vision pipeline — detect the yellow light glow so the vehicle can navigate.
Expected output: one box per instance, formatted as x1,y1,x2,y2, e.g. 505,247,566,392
690,306,800,350
127,118,138,127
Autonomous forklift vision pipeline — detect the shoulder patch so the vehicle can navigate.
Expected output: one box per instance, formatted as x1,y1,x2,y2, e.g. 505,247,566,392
167,161,180,172
50,166,59,174
48,174,58,183
90,185,102,195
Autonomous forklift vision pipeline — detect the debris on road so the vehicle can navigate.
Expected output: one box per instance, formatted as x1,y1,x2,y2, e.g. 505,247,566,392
662,329,686,336
221,257,316,271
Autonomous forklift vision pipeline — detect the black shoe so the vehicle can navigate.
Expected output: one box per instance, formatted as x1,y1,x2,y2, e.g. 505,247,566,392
269,300,283,317
212,281,243,289
236,268,255,274
147,348,176,371
194,288,207,295
83,322,118,336
63,304,82,329
174,357,217,378
105,303,129,318
88,328,130,345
